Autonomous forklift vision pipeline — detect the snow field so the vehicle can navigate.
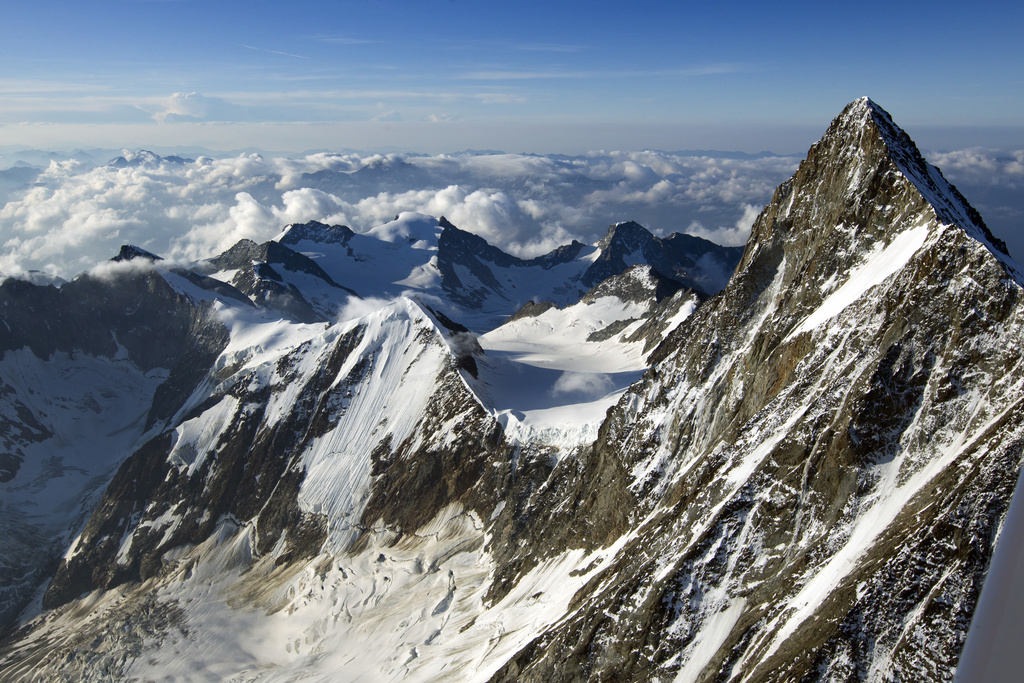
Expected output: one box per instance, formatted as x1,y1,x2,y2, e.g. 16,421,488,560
114,502,632,683
475,287,692,449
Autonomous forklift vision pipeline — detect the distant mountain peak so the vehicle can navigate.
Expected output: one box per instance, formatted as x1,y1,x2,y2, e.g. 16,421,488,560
278,220,355,246
596,220,650,252
111,244,162,262
584,220,742,296
365,211,442,246
106,150,193,169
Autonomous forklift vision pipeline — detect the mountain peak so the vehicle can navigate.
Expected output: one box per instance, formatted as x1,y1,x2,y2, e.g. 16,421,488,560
278,220,355,246
364,212,442,246
827,98,1009,257
739,98,1012,295
582,221,741,296
844,94,882,117
106,150,193,169
111,244,162,262
596,220,651,252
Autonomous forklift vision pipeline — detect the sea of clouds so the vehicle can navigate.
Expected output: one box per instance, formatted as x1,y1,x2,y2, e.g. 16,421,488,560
0,146,1020,281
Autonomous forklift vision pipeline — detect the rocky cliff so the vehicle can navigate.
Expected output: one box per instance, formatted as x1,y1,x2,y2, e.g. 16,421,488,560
483,97,1024,681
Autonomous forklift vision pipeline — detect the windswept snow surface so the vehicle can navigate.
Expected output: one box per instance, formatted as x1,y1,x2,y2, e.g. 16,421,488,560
113,504,633,683
7,101,1024,683
474,290,691,448
10,287,671,682
481,295,649,374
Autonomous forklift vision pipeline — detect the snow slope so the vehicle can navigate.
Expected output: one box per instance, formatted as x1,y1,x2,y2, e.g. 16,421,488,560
474,267,697,448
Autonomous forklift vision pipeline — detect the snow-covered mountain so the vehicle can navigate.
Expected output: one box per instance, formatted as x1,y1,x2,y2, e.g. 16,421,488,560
1,98,1022,682
106,150,194,169
271,213,737,330
0,207,723,651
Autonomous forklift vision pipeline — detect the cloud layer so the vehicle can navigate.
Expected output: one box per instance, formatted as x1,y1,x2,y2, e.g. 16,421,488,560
0,150,802,279
1,146,1021,280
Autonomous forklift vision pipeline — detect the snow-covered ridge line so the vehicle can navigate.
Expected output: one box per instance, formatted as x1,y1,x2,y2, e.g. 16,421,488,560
295,297,465,550
850,97,1020,281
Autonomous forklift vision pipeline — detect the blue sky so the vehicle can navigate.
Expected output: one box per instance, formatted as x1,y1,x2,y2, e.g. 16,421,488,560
1,0,1022,153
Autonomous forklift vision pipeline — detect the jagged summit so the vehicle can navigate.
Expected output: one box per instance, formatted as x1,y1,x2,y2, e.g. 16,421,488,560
111,244,162,262
827,97,1007,256
730,97,1017,344
585,220,743,296
595,220,651,252
202,236,356,322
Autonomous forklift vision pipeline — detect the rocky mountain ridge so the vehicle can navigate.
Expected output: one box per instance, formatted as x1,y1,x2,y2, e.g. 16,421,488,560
479,97,1024,681
0,98,1021,682
273,213,739,329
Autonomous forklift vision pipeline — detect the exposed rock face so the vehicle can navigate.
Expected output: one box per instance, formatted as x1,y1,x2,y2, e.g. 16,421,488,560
203,237,356,322
0,206,726,651
505,298,558,323
581,263,685,305
111,244,162,262
1,99,1022,682
434,218,586,311
278,219,356,246
0,268,229,462
484,97,1024,681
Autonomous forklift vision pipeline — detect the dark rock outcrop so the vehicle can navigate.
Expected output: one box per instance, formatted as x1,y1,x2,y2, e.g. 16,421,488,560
203,237,357,322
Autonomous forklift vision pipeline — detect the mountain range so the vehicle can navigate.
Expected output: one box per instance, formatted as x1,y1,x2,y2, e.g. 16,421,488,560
0,98,1021,682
